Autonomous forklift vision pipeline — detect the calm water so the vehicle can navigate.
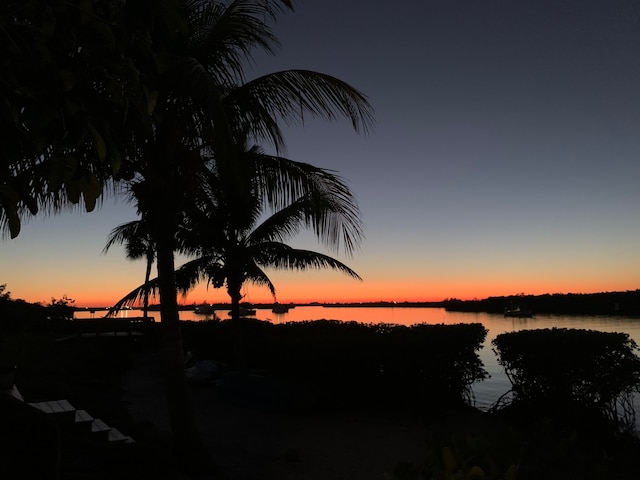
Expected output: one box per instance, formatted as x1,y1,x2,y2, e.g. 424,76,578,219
76,306,640,412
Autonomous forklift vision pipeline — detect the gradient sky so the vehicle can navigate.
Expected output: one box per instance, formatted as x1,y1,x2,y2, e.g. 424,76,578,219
2,0,640,307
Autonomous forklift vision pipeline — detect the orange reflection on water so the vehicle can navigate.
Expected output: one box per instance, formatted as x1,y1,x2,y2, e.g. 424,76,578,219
279,306,455,326
76,306,472,327
178,306,473,327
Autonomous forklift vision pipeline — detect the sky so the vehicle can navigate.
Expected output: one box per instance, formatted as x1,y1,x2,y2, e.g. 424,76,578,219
2,0,640,307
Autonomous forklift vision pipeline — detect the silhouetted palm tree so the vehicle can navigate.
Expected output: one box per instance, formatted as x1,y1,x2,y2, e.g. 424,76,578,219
103,216,156,319
115,0,372,462
113,139,363,367
187,187,362,366
5,0,373,463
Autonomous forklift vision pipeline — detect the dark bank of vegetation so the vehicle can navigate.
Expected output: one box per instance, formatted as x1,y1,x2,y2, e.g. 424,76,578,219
443,289,640,316
389,327,640,480
0,285,78,342
181,319,488,413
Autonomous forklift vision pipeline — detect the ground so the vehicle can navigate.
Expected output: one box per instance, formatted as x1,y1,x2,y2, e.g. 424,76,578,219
121,349,429,480
11,329,640,479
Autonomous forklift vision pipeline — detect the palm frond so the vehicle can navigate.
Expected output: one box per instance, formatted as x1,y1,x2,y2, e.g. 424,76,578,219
247,156,364,254
187,0,291,86
248,198,306,244
251,242,362,280
103,220,152,257
107,278,161,316
173,256,216,294
244,260,277,297
227,70,375,144
107,253,225,315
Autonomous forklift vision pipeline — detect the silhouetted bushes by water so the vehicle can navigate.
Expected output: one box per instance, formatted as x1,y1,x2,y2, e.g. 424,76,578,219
181,319,488,412
443,289,640,315
389,328,640,480
492,328,640,432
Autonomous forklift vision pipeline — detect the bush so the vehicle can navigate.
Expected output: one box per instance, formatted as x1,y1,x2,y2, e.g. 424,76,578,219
388,427,522,480
492,328,640,431
181,319,488,412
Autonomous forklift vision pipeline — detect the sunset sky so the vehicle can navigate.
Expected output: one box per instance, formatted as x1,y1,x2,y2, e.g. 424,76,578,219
2,0,640,307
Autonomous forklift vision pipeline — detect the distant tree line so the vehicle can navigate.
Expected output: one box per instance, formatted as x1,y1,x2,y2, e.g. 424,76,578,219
443,290,640,316
0,284,76,332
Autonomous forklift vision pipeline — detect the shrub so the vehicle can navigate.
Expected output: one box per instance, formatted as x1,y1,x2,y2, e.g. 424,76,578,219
388,428,522,480
492,328,640,431
182,319,488,412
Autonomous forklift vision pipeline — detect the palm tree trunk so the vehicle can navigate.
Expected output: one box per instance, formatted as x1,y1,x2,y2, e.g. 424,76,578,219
228,282,245,369
143,249,153,320
154,214,210,469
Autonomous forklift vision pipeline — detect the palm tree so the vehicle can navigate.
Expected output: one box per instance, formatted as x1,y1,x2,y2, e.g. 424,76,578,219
113,0,373,463
103,216,156,319
112,140,363,368
182,134,364,365
3,0,373,464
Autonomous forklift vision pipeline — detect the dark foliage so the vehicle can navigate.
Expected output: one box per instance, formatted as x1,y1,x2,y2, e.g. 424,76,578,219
390,327,640,480
444,290,640,315
0,297,47,332
181,319,488,413
492,328,640,432
0,289,75,336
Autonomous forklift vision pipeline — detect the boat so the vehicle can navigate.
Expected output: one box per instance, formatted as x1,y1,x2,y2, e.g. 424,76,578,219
271,303,290,314
504,307,533,318
194,304,216,315
228,306,257,317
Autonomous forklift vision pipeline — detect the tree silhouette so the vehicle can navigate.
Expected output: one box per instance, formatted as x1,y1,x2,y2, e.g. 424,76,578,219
0,0,147,237
110,0,372,463
113,138,363,367
3,0,373,465
103,216,156,319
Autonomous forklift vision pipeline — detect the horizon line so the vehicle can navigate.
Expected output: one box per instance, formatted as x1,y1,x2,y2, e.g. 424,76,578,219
72,289,640,310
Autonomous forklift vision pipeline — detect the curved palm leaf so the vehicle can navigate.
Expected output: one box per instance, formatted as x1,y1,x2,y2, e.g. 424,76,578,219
107,280,159,316
243,259,277,295
249,242,362,280
186,0,289,86
249,189,363,255
107,259,201,315
224,70,375,150
103,220,153,259
208,145,364,254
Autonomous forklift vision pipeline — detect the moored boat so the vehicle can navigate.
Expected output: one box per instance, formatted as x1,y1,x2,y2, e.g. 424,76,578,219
194,304,216,314
272,303,290,313
504,307,533,318
228,306,257,316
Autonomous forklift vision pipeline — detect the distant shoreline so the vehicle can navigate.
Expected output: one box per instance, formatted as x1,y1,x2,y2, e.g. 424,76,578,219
76,289,640,316
443,289,640,316
74,300,446,312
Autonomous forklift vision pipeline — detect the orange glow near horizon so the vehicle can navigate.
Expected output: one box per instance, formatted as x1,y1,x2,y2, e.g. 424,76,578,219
11,277,639,308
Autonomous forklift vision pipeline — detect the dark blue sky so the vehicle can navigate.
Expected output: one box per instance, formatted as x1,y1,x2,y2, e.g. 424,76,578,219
3,0,640,305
